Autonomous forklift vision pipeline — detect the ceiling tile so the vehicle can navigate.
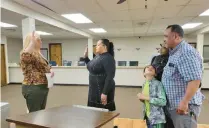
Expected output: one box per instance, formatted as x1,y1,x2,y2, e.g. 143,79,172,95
116,21,133,28
105,29,121,33
182,25,207,34
87,12,111,22
66,0,102,13
134,26,148,33
118,32,134,37
177,5,209,17
108,11,131,21
82,28,120,35
31,0,76,14
149,24,168,30
130,8,154,20
132,20,151,28
97,0,129,11
189,17,209,30
6,0,209,38
151,17,194,27
96,22,118,28
134,33,146,36
192,17,209,23
154,6,184,18
146,33,163,36
189,0,209,5
128,0,158,10
96,21,132,29
147,28,165,34
119,28,134,33
157,0,190,7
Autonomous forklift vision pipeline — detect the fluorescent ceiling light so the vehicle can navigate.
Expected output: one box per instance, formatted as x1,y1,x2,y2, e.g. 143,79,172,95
36,31,53,35
182,23,202,29
0,22,17,27
89,28,107,33
200,9,209,16
62,13,92,24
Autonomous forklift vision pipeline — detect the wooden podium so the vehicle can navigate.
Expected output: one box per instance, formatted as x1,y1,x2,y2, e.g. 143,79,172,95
6,105,120,128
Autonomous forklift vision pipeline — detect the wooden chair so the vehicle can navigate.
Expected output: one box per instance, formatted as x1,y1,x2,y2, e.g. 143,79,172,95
198,124,209,128
113,118,133,128
113,118,209,128
113,118,146,128
132,119,146,128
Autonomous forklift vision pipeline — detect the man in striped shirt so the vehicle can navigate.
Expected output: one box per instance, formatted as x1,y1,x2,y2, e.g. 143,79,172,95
162,24,204,128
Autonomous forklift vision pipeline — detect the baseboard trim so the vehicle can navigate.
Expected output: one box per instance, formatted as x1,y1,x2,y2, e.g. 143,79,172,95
7,83,209,90
8,83,141,88
8,82,22,85
54,84,142,88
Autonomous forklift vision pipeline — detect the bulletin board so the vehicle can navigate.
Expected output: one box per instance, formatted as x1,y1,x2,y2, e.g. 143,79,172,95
203,45,209,63
40,48,48,60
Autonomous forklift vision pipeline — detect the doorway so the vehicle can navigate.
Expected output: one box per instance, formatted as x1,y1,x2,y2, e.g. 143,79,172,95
1,44,7,86
49,43,62,66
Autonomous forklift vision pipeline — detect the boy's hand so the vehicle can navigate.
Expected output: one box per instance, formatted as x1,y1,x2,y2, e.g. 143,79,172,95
137,93,150,101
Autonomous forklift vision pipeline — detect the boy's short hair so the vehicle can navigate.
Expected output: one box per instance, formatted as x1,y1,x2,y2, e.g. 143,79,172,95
143,65,157,78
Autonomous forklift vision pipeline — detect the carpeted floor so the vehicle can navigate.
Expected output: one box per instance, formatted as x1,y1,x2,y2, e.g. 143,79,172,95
1,84,209,124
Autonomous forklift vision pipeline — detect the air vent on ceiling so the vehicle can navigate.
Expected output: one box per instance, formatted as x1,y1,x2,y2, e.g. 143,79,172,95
31,0,56,13
137,22,148,26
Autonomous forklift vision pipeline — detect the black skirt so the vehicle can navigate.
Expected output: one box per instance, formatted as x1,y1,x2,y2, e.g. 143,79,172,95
87,75,116,111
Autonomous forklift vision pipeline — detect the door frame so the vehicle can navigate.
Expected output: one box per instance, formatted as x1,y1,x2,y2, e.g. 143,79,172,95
49,43,62,65
1,44,7,85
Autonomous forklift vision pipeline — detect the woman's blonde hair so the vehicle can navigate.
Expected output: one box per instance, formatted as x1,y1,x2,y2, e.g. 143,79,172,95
20,32,41,53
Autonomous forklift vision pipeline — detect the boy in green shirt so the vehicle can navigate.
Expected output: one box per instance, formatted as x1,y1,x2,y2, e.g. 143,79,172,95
137,65,167,128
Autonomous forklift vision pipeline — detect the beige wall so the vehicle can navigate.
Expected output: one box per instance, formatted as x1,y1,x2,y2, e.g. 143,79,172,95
6,34,209,64
7,38,22,63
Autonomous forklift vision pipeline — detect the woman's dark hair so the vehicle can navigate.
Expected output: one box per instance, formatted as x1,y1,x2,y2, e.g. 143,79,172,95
101,39,114,57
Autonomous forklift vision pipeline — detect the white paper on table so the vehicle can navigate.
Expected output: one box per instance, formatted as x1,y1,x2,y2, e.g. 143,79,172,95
45,73,54,88
73,105,109,112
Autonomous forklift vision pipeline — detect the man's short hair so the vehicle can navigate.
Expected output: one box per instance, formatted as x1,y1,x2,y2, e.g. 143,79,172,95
166,24,184,38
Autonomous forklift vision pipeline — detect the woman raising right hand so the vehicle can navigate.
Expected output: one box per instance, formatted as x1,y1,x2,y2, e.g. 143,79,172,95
83,39,116,111
20,31,53,113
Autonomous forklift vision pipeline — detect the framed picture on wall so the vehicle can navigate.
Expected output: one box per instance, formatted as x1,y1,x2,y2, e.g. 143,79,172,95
203,45,209,63
40,48,48,60
130,61,139,66
188,42,197,48
118,61,127,66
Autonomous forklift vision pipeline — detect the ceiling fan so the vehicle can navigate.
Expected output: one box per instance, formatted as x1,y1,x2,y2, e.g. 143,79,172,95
117,0,126,4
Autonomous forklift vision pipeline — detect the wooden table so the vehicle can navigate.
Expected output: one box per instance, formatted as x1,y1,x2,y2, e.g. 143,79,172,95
6,105,120,128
